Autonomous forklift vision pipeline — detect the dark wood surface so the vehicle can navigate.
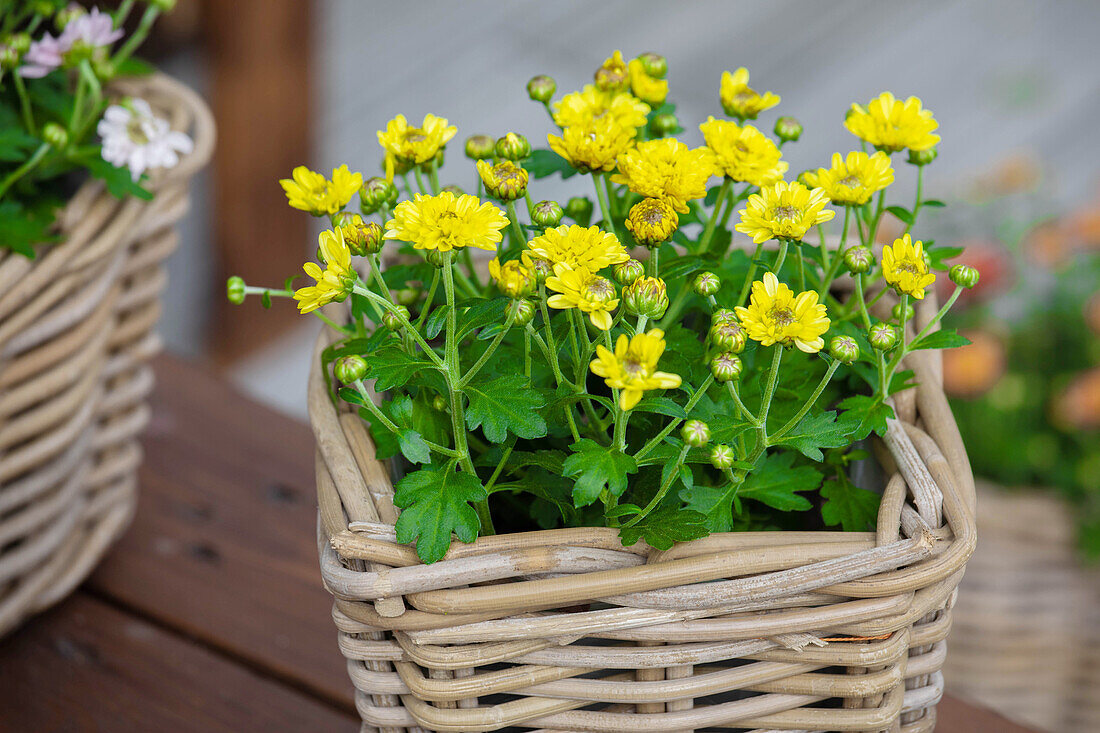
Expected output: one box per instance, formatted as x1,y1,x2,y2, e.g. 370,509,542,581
0,354,1039,732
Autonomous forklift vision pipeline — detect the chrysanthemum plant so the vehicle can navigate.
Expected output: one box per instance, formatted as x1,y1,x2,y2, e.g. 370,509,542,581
230,51,979,563
0,0,188,256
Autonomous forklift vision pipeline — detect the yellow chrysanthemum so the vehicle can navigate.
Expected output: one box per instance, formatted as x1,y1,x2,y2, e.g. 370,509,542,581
527,224,629,271
628,58,668,106
882,233,936,299
590,328,682,410
734,272,830,353
735,181,835,244
293,228,355,314
611,138,716,214
548,116,636,174
384,192,508,252
488,253,535,299
720,67,780,120
280,164,363,216
625,198,678,248
546,263,619,331
803,151,895,206
845,92,940,153
552,85,650,132
699,117,788,187
595,50,630,92
376,113,457,165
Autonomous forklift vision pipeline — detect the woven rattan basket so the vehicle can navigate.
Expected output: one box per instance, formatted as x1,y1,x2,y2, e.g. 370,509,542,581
310,295,976,733
0,73,213,636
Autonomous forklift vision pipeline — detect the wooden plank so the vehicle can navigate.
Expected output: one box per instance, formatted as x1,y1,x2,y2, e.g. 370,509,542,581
86,355,354,710
0,593,357,732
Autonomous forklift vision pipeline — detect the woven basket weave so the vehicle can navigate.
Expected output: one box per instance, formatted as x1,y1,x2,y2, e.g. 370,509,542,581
0,73,213,636
310,295,976,733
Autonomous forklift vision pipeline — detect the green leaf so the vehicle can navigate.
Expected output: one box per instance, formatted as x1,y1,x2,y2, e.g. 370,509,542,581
376,394,436,464
738,452,823,511
618,508,709,551
563,439,638,508
921,199,946,208
85,157,154,200
631,396,687,419
772,410,861,462
0,200,55,257
365,345,437,391
114,57,156,77
837,395,895,440
821,478,881,531
393,467,486,563
679,483,737,532
0,127,39,162
885,205,913,225
425,305,449,339
605,503,642,519
908,329,971,352
927,245,963,270
526,148,579,180
456,297,511,340
464,375,548,442
396,430,432,465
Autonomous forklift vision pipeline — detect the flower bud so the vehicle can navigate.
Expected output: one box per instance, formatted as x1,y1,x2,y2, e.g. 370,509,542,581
432,394,448,411
42,122,68,149
583,276,618,308
844,245,874,275
637,52,668,79
649,112,680,138
0,46,20,71
623,276,668,319
334,355,368,385
92,58,116,80
564,196,593,226
868,322,899,351
339,214,384,256
531,200,564,229
55,5,86,30
625,198,678,248
464,134,496,161
710,318,747,353
359,177,398,215
477,160,528,202
681,419,711,448
495,132,531,161
892,302,915,322
425,249,447,267
692,271,720,297
507,297,536,327
441,184,465,196
710,352,743,382
489,256,535,299
613,259,645,286
382,305,410,331
908,146,938,166
595,52,629,92
526,75,556,103
949,263,980,289
226,276,247,305
712,308,737,324
528,256,553,285
774,117,803,143
395,288,420,306
7,32,30,56
709,443,736,470
828,335,859,364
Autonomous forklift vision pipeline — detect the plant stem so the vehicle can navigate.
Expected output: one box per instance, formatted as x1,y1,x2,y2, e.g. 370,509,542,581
459,306,516,387
695,178,731,254
622,444,691,527
772,239,789,274
818,206,852,299
771,358,841,440
505,200,526,254
634,375,715,461
904,165,924,236
736,241,766,306
758,345,784,438
0,142,49,201
12,73,35,134
415,270,441,330
352,380,459,458
111,5,160,66
428,157,441,194
593,172,617,239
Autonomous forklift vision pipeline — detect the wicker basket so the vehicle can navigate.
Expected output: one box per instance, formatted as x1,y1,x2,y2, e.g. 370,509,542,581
0,74,213,636
944,483,1100,732
309,296,976,733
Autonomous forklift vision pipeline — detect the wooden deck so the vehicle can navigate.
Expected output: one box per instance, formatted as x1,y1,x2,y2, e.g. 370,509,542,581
0,355,1038,732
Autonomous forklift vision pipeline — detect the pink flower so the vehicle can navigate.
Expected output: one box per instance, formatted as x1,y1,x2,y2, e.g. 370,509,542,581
18,7,122,78
19,34,65,78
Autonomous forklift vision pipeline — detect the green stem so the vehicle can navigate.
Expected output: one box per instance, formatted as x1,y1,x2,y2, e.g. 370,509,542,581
593,172,617,239
0,142,49,201
415,271,441,330
111,5,160,67
353,284,444,368
696,178,731,254
866,189,886,247
352,381,459,458
12,73,35,134
736,241,766,306
818,206,852,299
505,200,526,254
483,441,516,494
758,345,784,438
428,157,441,194
771,359,842,440
459,307,516,387
853,273,873,330
725,381,761,426
772,240,789,274
634,375,715,461
622,444,691,527
904,165,924,236
413,167,429,195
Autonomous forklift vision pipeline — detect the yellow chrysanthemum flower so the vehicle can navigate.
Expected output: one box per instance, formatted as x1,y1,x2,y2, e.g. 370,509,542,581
293,228,355,313
625,198,678,248
734,272,830,353
699,117,788,187
280,164,363,216
527,224,629,271
552,85,650,133
628,58,668,106
882,233,936,299
384,191,508,252
376,113,458,165
611,138,716,214
803,151,895,206
720,67,780,120
546,263,619,331
488,252,535,299
735,181,835,244
845,92,940,153
548,117,636,174
590,328,682,410
595,50,630,92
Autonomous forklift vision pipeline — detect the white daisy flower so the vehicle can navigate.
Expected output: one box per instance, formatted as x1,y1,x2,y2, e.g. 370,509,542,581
97,98,194,181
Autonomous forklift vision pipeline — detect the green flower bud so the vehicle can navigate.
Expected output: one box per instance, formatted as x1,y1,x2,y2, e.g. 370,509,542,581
892,302,915,322
594,54,628,92
649,112,680,138
681,419,711,448
692,271,720,297
334,355,368,385
638,52,668,79
908,146,938,166
8,32,30,56
507,297,536,327
495,132,531,161
477,160,528,201
225,276,247,305
395,288,420,306
425,249,448,267
710,318,747,353
359,177,398,215
949,263,980,289
0,46,19,71
382,305,410,331
432,394,448,411
92,58,116,80
774,117,803,143
613,259,645,286
622,276,668,319
709,443,736,470
828,335,859,364
528,256,553,285
710,352,743,382
564,196,593,226
338,214,384,256
844,245,874,275
712,308,737,324
531,200,564,229
42,122,68,149
464,134,496,161
526,75,556,103
868,322,899,351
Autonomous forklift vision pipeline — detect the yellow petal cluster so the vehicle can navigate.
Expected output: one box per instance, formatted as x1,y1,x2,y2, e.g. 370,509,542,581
882,234,936,299
628,58,668,106
720,67,780,120
845,92,940,153
293,229,355,313
552,85,650,132
527,224,629,271
735,181,835,244
734,272,830,353
280,165,363,216
488,253,535,299
590,328,682,410
384,191,508,252
377,113,457,165
548,116,635,174
803,151,895,206
699,117,787,187
624,198,678,247
611,138,716,214
546,263,619,331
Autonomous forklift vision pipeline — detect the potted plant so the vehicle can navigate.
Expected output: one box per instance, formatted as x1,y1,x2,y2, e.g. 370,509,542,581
232,51,976,731
0,0,213,636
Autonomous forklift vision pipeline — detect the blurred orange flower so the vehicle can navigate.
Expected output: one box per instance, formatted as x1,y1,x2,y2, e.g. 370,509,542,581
942,330,1006,398
1053,368,1100,430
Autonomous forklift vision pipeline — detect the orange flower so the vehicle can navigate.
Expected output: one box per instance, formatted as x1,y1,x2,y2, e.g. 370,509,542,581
1052,368,1100,430
942,330,1006,398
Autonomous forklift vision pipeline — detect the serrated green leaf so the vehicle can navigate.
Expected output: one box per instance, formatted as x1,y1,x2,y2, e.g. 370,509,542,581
821,478,881,531
0,127,39,162
456,297,511,340
396,429,432,464
394,467,486,563
738,452,823,511
85,157,154,200
772,410,861,462
837,395,895,440
464,375,547,442
631,396,687,419
618,508,708,550
908,329,971,352
365,345,437,391
563,439,638,508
